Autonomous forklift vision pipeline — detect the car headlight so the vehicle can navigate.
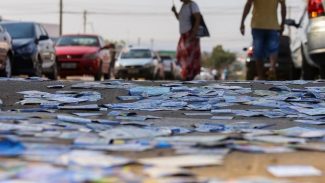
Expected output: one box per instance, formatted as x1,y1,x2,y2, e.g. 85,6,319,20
83,52,98,60
16,43,35,54
115,61,122,68
144,61,154,68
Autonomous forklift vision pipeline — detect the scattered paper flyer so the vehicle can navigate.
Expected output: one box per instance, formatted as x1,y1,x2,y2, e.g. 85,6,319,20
267,165,322,177
139,155,223,168
143,167,194,178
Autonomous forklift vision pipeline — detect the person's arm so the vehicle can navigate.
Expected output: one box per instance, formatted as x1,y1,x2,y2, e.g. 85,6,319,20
240,0,253,36
279,0,287,34
172,6,179,20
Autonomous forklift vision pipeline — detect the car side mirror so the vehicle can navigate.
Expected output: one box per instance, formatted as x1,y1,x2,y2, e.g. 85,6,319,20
39,35,49,41
285,19,299,28
101,44,114,51
102,45,109,49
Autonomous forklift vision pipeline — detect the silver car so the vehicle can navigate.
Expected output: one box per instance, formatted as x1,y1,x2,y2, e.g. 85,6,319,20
286,0,325,79
114,48,164,80
160,55,175,80
0,25,12,77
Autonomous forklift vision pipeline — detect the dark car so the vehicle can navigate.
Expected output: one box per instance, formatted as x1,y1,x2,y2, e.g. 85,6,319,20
286,0,325,79
0,21,57,79
244,36,296,80
0,25,13,77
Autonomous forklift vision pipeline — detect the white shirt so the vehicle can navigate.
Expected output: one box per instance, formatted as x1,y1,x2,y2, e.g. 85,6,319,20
179,2,200,34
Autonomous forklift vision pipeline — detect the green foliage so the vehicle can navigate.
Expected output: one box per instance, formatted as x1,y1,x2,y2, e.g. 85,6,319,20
202,45,236,70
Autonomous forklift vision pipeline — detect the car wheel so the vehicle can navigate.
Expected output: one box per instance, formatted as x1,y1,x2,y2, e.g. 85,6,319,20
115,74,121,79
319,67,325,79
148,70,156,80
0,55,12,78
301,47,318,80
170,64,175,80
152,69,163,80
277,63,294,81
32,56,42,77
292,67,301,80
104,74,110,80
47,62,58,80
94,61,103,81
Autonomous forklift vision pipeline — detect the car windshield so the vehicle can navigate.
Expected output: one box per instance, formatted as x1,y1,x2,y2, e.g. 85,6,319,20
56,36,99,47
2,23,35,39
121,49,152,59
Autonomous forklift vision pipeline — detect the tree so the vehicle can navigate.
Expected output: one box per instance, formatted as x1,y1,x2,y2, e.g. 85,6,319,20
203,45,236,70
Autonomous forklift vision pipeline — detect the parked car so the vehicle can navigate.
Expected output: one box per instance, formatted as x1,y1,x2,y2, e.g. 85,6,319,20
244,35,296,80
55,34,111,81
0,25,13,77
0,21,57,79
114,48,164,80
286,0,325,79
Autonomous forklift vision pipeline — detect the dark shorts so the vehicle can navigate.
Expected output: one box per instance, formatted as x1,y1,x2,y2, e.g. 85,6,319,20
252,29,280,60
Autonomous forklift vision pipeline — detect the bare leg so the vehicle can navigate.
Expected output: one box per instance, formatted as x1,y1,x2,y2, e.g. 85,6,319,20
255,59,265,80
268,53,278,80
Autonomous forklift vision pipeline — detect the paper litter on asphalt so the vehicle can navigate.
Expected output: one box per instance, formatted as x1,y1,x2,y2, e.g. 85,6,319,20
2,80,325,181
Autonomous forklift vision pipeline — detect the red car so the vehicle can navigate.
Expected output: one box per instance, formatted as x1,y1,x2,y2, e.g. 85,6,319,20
55,34,111,80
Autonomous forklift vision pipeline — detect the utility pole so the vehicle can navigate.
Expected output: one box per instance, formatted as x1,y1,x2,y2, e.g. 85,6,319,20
150,38,154,50
83,10,87,33
137,37,141,46
59,0,63,36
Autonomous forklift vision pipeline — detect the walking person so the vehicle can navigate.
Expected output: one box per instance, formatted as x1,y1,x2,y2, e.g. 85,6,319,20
240,0,286,80
172,0,202,81
106,43,117,79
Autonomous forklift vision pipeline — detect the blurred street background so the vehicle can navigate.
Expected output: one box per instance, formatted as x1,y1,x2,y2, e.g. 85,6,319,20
0,0,307,81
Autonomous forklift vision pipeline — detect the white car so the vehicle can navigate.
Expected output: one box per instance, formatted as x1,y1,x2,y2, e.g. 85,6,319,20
114,48,164,80
286,0,325,79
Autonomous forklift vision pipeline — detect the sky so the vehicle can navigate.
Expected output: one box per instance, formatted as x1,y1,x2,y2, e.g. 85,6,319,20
0,0,306,53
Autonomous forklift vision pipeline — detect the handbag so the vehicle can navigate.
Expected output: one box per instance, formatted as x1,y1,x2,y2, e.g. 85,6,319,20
190,2,210,38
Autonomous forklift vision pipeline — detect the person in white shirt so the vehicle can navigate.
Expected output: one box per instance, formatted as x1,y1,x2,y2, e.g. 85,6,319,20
172,0,202,81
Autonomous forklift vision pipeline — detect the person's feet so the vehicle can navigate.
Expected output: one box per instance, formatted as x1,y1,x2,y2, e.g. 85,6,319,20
267,68,277,80
255,60,265,80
